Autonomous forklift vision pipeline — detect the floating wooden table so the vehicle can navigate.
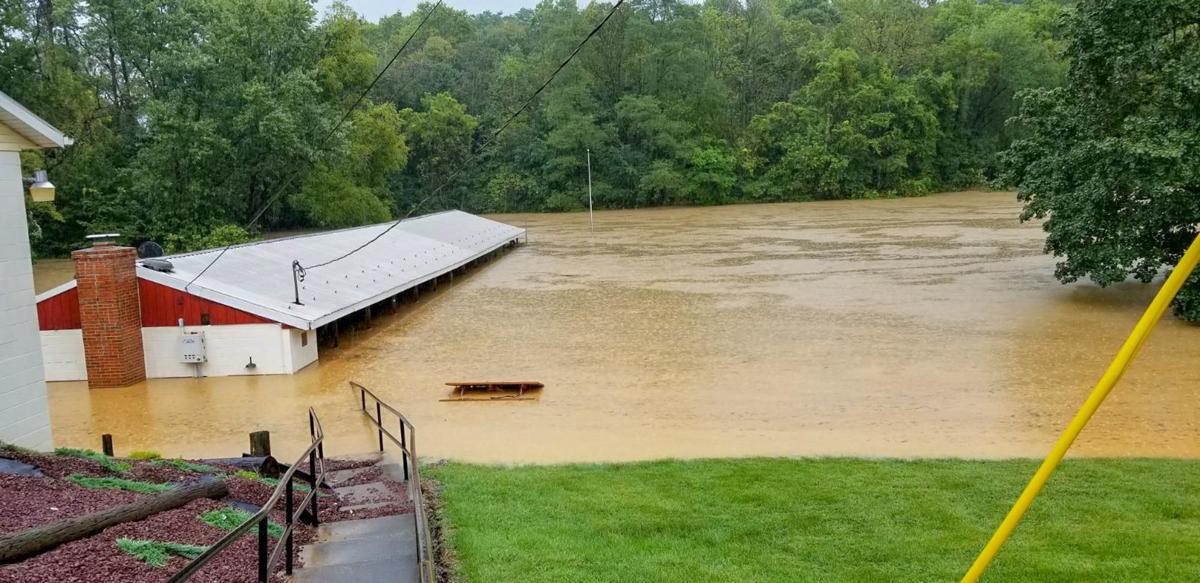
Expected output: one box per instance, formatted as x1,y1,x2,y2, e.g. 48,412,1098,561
442,381,544,402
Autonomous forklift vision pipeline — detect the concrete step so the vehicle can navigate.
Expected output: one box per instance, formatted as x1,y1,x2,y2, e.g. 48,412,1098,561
325,463,411,487
324,467,364,486
291,455,420,582
316,514,415,543
302,533,416,567
333,481,404,504
379,462,411,482
291,557,418,583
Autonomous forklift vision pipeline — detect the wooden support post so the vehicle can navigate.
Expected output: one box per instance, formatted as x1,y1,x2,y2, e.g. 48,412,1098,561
101,434,114,457
249,431,271,457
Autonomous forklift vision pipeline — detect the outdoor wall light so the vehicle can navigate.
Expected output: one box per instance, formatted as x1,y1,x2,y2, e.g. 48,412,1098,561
25,169,55,202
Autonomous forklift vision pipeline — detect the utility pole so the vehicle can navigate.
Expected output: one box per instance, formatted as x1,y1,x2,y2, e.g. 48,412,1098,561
587,148,594,232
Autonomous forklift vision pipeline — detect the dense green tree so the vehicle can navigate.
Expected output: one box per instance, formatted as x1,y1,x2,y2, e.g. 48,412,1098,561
931,0,1065,184
9,0,1069,258
998,0,1200,321
743,49,941,200
293,103,408,227
396,92,480,212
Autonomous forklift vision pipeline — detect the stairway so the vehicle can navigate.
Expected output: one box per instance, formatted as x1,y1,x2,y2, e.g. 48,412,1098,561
293,460,419,582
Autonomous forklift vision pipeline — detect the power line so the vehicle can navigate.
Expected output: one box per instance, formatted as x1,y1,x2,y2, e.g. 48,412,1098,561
303,0,627,272
185,0,443,290
245,0,444,229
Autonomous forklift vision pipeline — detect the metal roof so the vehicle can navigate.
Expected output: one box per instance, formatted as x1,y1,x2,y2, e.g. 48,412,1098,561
38,211,525,330
0,89,73,148
155,210,525,329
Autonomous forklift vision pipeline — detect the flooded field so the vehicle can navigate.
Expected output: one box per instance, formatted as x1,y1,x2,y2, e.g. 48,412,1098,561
41,192,1200,463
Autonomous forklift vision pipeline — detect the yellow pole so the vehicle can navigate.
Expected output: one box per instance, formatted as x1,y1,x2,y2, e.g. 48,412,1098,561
962,232,1200,583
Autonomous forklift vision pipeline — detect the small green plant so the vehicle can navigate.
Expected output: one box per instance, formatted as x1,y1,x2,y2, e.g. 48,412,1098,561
116,538,208,567
233,469,312,492
129,450,162,460
55,447,130,473
68,474,173,494
152,458,218,474
260,476,311,492
0,441,38,455
200,508,284,539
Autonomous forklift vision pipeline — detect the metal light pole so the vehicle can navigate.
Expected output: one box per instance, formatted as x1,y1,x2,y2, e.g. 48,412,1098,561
586,148,594,232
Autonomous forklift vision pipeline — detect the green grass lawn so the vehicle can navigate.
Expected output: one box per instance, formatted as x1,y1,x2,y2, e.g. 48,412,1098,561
428,458,1200,582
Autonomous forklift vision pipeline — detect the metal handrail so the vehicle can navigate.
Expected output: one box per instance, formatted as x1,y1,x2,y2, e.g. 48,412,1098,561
170,408,327,582
351,381,436,583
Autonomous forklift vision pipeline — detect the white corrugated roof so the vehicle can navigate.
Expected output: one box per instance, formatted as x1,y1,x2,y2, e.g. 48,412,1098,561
138,210,525,329
0,89,73,148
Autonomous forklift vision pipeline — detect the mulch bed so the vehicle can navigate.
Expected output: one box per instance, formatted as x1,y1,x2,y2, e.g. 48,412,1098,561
0,498,316,583
0,450,117,479
0,475,140,534
322,457,380,472
0,449,410,582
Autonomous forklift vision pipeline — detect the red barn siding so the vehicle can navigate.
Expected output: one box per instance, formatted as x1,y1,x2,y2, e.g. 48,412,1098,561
37,279,278,330
138,279,275,327
37,288,81,330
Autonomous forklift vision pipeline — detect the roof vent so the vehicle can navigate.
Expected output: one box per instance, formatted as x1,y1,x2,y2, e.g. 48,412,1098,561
138,241,164,259
85,233,121,247
142,258,175,273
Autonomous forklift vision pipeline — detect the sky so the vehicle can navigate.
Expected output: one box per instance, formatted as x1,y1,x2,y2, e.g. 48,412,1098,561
314,0,542,21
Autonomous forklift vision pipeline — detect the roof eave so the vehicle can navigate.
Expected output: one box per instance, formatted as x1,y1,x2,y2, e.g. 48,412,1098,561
35,279,78,302
0,90,72,149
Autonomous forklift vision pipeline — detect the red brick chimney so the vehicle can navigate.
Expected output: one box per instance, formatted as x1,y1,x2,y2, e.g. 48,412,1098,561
72,239,145,388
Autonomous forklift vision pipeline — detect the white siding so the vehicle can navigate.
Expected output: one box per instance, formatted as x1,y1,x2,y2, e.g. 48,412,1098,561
41,329,86,381
286,328,318,373
142,324,297,378
0,150,53,450
0,123,34,152
44,324,320,381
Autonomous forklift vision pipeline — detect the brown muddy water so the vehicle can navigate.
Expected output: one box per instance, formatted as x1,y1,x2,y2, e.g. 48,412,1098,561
39,192,1200,463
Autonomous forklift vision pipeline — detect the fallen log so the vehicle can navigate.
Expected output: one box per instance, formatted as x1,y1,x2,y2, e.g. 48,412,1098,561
0,477,228,563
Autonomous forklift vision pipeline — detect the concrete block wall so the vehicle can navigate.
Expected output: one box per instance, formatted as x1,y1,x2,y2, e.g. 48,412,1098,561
0,150,53,450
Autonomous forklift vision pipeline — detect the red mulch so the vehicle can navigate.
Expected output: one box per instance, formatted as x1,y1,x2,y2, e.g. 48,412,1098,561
1,450,116,479
126,464,197,484
0,452,408,582
322,457,379,472
331,464,384,487
0,498,316,583
0,475,141,534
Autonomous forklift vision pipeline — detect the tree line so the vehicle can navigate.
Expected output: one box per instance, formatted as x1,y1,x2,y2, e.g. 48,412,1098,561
6,0,1066,257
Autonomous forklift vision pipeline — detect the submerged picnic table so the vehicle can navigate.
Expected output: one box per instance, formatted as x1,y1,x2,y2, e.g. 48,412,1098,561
443,381,544,401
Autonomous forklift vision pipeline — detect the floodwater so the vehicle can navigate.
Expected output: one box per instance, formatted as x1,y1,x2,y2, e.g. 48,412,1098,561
40,192,1200,463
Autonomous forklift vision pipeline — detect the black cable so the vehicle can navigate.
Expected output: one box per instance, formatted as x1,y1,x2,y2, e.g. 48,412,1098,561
304,0,626,271
184,0,443,290
245,0,444,229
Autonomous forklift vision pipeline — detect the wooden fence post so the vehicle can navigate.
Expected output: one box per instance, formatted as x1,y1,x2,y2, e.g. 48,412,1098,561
249,431,271,457
101,434,114,457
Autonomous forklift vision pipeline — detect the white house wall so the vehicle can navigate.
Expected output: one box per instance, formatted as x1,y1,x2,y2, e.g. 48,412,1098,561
41,329,86,381
41,324,319,381
142,324,315,378
286,328,318,373
0,150,54,450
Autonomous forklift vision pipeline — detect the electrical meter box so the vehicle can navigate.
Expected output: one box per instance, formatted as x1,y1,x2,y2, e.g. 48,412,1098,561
179,332,207,363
